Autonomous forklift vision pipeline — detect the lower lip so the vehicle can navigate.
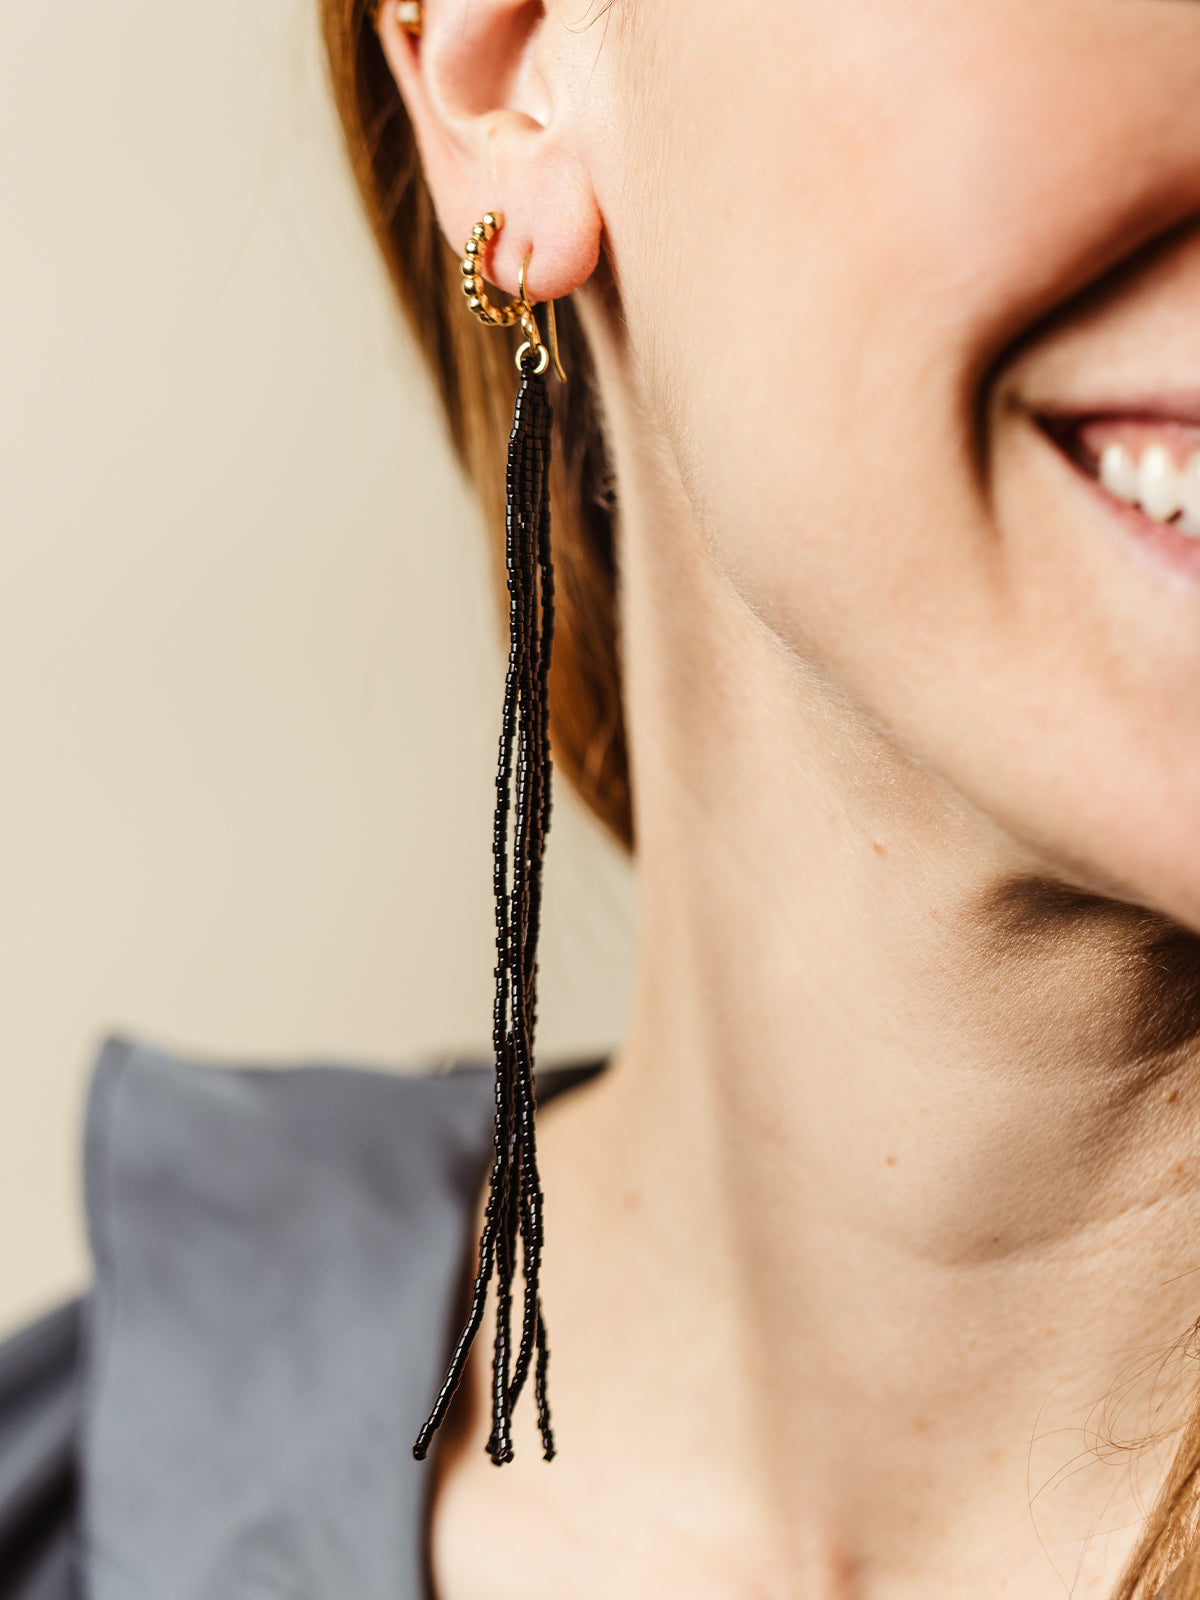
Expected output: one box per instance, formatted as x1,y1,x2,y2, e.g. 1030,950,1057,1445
1056,443,1200,587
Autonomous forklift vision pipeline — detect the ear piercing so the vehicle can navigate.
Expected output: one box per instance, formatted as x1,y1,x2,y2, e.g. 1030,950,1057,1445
461,213,566,381
371,0,422,36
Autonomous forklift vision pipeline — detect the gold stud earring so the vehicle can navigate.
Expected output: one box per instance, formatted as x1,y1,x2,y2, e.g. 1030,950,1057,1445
371,0,422,36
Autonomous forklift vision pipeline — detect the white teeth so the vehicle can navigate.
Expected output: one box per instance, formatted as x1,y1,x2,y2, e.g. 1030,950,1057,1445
1139,445,1183,522
1100,443,1139,503
1182,457,1200,532
1097,441,1200,528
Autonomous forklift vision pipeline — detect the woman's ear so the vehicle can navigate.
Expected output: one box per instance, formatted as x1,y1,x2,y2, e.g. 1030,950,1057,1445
375,0,601,302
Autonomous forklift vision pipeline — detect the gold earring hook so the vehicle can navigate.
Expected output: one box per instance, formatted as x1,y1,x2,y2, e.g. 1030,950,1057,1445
460,217,566,381
517,251,567,384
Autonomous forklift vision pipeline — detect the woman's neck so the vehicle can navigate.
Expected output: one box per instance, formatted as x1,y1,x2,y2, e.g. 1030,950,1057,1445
432,341,1200,1600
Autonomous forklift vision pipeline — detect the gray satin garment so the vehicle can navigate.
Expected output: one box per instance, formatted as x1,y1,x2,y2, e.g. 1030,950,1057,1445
0,1036,596,1600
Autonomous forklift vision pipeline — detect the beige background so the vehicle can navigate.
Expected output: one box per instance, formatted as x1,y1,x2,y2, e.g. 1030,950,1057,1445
0,0,636,1337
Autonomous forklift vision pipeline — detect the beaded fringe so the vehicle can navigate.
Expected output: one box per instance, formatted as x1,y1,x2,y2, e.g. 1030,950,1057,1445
414,350,556,1465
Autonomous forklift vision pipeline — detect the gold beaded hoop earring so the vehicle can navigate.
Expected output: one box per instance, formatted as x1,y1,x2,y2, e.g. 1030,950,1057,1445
414,213,566,1469
461,212,567,380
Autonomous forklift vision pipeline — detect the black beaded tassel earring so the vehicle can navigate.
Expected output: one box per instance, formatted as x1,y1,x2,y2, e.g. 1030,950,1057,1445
414,213,567,1467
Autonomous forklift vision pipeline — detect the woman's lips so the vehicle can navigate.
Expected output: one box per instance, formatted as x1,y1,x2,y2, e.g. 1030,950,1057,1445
1039,408,1200,580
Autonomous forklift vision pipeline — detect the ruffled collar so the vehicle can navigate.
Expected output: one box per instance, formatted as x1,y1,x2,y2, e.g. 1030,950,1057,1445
79,1036,500,1600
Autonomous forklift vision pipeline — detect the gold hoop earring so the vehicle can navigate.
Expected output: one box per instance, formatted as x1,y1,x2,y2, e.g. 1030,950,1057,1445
461,212,566,381
414,212,566,1470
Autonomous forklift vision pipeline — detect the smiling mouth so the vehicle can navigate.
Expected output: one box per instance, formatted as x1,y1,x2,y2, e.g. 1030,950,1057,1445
1042,411,1200,542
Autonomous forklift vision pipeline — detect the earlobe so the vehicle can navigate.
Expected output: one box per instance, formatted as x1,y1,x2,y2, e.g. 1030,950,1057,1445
374,0,602,305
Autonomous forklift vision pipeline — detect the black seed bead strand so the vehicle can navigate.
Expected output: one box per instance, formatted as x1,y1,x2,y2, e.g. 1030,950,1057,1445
506,375,551,1428
493,361,547,1459
506,371,554,1446
413,348,557,1467
486,364,537,1465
